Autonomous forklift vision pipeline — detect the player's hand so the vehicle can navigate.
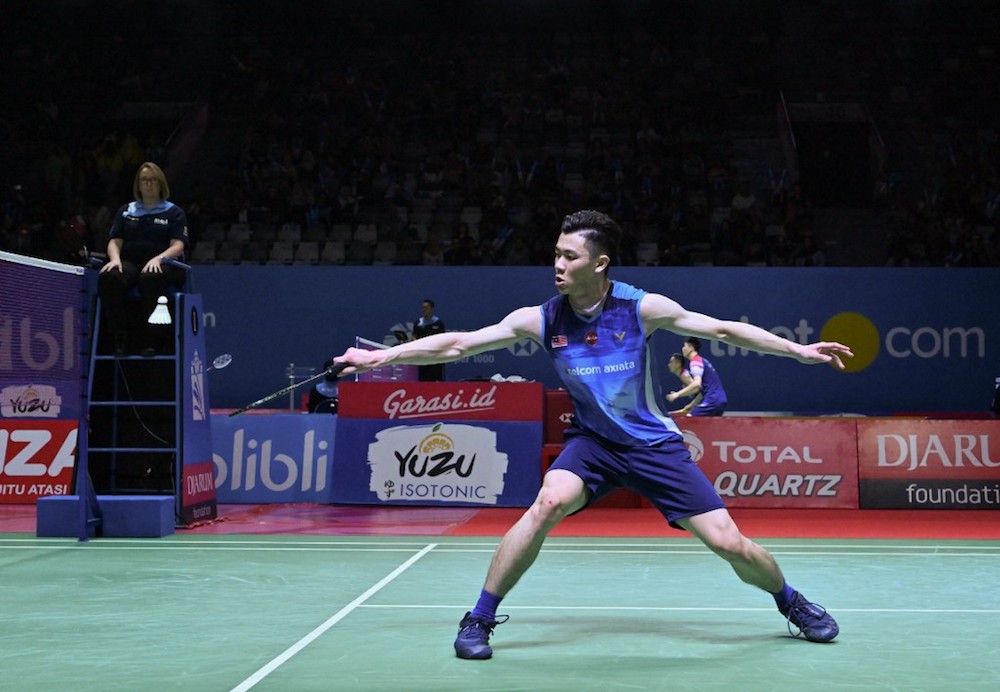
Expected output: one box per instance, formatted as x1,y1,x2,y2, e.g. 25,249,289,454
666,391,679,402
797,342,854,369
332,347,383,376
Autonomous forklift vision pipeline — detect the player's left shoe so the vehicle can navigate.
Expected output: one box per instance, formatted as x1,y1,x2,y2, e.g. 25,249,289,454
779,591,839,642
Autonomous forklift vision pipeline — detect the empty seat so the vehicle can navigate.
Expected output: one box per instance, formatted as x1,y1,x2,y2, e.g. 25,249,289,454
227,223,252,242
353,223,378,244
252,223,277,243
267,241,295,265
277,223,301,242
202,223,227,242
190,242,217,264
302,223,328,243
217,241,244,264
344,241,373,265
372,240,398,265
320,241,346,265
241,240,268,264
293,241,320,264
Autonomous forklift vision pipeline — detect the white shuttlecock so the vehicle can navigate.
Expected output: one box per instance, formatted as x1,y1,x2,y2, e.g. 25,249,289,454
148,296,172,325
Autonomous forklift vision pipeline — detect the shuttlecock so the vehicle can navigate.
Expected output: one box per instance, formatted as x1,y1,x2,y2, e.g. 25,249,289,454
148,296,172,325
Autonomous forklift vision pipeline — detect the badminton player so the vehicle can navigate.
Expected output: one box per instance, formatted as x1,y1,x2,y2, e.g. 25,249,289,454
667,337,729,416
665,352,702,416
333,209,853,659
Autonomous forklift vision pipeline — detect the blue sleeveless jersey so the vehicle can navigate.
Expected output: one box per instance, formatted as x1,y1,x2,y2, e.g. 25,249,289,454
687,353,728,409
541,281,682,446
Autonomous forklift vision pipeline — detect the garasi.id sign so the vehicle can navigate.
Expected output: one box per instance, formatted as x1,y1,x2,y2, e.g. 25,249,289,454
858,419,1000,509
337,381,543,421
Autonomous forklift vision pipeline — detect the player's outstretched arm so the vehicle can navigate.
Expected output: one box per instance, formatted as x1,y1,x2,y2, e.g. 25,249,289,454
333,306,542,375
641,293,853,369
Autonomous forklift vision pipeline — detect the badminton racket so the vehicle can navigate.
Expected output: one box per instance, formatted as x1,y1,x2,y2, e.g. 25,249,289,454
228,362,349,417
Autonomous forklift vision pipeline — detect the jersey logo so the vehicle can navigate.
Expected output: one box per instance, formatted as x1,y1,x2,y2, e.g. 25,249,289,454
614,331,626,340
550,334,568,348
585,331,598,346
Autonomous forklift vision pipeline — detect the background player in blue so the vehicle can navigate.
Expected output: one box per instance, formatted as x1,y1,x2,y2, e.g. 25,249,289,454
333,210,854,659
665,351,702,416
667,336,729,416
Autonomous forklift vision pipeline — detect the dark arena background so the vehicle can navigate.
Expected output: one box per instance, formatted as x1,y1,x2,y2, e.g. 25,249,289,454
1,2,999,691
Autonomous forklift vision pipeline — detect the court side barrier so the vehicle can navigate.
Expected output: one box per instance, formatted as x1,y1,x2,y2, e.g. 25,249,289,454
202,383,1000,511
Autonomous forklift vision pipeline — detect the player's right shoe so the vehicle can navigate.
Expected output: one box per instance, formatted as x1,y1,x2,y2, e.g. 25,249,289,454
454,611,508,659
779,591,840,642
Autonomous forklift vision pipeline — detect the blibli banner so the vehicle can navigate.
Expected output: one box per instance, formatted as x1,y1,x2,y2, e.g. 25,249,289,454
211,413,336,503
193,266,999,416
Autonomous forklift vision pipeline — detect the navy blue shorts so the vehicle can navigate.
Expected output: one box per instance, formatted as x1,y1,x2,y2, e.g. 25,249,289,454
549,427,726,529
690,400,726,417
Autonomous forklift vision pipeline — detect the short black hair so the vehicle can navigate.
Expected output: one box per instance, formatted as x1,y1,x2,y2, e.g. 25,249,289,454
560,210,622,264
422,299,435,307
685,337,702,352
670,352,686,365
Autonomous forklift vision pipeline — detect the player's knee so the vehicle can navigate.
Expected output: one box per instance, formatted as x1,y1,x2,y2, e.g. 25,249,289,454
702,530,751,563
529,486,574,526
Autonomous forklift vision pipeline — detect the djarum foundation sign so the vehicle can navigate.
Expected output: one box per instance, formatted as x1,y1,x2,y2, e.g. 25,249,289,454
857,419,1000,509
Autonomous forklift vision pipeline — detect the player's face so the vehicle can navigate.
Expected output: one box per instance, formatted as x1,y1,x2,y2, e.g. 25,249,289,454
554,232,603,294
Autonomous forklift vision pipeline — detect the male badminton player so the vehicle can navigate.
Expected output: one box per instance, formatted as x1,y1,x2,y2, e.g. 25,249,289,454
333,209,853,659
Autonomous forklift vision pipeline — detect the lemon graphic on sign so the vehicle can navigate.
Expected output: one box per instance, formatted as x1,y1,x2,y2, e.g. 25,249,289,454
420,424,454,454
819,312,879,373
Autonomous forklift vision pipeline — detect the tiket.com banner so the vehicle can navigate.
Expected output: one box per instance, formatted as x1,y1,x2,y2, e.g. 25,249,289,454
679,418,860,508
858,419,1000,509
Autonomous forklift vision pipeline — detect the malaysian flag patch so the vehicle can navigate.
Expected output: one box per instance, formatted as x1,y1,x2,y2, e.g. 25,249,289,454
550,334,568,348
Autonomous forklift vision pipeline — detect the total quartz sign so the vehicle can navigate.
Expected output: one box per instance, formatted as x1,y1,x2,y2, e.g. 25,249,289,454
679,418,859,508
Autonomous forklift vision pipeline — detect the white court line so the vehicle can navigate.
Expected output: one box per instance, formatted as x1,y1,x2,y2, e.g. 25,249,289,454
1,542,998,558
3,537,999,551
229,542,437,692
358,604,1000,615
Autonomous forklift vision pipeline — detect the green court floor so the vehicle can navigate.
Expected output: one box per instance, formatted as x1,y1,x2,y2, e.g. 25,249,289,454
1,534,997,691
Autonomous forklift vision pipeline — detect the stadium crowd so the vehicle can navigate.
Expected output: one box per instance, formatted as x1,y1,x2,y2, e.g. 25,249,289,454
2,1,998,268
